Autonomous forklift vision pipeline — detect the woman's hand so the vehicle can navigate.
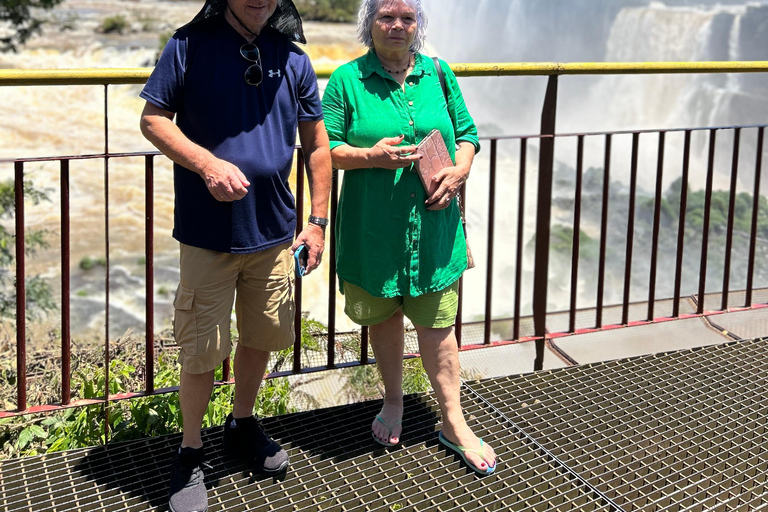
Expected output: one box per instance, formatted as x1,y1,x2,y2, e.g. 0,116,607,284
425,165,469,210
367,135,421,169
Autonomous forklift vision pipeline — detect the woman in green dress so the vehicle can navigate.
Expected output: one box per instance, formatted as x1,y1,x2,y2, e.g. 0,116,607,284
322,0,497,475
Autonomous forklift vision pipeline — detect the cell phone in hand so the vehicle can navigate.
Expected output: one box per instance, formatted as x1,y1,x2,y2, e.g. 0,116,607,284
294,244,308,278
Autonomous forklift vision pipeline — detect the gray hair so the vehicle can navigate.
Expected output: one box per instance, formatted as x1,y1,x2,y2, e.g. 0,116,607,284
357,0,428,53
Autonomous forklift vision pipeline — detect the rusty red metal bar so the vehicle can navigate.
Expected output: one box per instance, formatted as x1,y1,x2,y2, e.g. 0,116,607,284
647,132,666,321
484,139,497,346
293,150,305,374
533,75,559,370
673,131,692,318
622,133,640,325
697,129,717,314
15,162,26,412
327,169,338,369
746,127,764,307
595,134,612,328
569,136,584,333
60,160,71,405
722,128,741,310
145,155,155,393
103,84,111,441
514,138,528,340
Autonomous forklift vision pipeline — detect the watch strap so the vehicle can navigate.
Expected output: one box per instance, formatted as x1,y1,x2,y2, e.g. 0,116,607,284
308,215,329,227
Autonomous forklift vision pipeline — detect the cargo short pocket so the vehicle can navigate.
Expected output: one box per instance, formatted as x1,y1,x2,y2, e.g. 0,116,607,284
173,284,197,356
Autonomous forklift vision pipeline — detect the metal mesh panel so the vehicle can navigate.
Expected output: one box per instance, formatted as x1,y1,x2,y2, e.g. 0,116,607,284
707,308,768,340
4,338,768,511
548,317,730,365
468,337,768,511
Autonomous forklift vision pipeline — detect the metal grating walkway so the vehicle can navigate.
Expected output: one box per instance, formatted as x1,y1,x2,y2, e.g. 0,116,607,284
2,337,768,511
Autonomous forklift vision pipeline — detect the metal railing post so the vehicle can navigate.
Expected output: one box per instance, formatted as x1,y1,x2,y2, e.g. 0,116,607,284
15,162,26,412
294,150,305,374
61,160,71,404
145,155,155,394
483,139,497,346
533,75,558,371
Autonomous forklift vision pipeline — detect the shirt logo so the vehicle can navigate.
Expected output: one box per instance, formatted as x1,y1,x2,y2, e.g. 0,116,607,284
268,69,281,78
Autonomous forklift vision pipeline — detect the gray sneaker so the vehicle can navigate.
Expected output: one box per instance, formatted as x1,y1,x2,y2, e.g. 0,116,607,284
222,413,289,474
169,446,208,512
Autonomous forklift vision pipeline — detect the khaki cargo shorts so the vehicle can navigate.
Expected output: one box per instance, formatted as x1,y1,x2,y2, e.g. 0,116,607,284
174,242,295,374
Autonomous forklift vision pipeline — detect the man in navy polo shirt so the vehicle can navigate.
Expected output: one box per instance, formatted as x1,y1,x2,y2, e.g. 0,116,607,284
139,0,331,510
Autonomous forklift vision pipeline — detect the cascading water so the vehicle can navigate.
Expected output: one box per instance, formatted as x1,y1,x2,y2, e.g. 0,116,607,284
420,0,768,323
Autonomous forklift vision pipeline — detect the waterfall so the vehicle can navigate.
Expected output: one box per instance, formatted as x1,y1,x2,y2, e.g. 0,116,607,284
419,0,768,318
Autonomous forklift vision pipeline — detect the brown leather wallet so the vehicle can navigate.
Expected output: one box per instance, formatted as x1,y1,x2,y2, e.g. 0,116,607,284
415,129,452,197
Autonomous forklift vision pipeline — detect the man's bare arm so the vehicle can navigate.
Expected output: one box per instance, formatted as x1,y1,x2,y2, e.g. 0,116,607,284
292,119,332,274
139,102,250,202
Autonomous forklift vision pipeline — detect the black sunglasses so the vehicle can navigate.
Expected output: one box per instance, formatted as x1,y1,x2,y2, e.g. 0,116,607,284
240,43,263,86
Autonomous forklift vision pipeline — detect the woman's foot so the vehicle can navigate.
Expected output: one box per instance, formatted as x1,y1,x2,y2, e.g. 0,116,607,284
440,422,496,473
372,400,403,446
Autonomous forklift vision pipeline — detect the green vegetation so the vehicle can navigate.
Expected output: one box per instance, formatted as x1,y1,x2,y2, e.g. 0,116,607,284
294,0,361,23
0,180,56,320
0,0,64,52
0,340,295,458
99,14,129,35
547,169,768,303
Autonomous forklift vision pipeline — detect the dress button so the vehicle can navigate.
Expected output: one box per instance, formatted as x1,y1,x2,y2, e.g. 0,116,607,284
409,120,414,126
410,193,416,198
409,101,414,106
409,82,414,86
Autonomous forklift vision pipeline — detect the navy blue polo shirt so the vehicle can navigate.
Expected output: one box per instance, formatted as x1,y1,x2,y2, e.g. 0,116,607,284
140,16,323,253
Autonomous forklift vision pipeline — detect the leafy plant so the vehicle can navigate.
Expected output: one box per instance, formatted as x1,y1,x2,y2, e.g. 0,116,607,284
0,0,64,52
0,180,56,321
99,14,129,35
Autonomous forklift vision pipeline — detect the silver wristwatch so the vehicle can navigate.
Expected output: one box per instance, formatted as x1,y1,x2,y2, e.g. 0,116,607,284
308,215,329,227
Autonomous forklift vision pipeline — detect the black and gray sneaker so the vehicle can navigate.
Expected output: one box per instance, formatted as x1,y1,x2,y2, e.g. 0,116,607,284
169,446,208,512
222,413,289,474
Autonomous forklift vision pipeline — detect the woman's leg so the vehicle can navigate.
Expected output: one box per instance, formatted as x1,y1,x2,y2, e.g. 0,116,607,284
369,309,406,445
415,325,496,471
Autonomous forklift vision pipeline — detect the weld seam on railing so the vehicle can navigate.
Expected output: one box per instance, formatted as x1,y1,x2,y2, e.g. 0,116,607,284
462,381,626,512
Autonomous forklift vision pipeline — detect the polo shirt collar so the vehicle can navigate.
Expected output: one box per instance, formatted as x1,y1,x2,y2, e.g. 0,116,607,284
358,50,432,81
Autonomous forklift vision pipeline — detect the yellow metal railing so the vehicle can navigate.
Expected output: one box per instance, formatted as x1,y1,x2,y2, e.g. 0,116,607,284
1,61,768,85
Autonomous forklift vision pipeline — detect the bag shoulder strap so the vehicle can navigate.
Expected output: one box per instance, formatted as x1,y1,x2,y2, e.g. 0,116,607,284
432,56,448,104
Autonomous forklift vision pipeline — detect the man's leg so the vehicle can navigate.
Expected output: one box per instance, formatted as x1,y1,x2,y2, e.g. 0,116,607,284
169,244,238,512
369,310,406,445
222,243,293,474
232,344,270,419
415,325,496,472
180,369,215,448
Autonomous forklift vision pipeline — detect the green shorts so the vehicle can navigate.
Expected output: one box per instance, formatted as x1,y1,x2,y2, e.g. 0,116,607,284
342,280,459,329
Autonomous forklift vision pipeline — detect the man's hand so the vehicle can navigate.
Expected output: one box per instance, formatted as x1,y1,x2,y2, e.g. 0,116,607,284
291,224,325,275
367,135,421,169
201,158,251,202
426,165,469,210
